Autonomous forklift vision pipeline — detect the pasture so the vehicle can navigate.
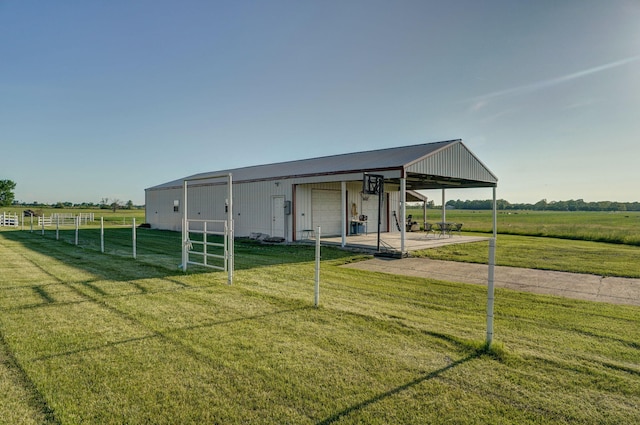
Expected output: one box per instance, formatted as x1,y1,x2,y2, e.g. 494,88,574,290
0,223,639,424
409,208,640,245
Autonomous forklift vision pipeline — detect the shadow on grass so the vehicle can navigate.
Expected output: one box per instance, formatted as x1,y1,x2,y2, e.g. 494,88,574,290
30,306,312,363
0,229,356,282
0,330,60,424
317,349,486,425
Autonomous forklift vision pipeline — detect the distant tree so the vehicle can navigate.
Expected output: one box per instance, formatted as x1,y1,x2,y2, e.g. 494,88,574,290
533,199,548,211
0,179,17,206
125,200,134,210
110,199,121,212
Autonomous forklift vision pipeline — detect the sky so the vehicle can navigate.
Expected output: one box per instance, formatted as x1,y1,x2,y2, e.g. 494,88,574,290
1,0,639,205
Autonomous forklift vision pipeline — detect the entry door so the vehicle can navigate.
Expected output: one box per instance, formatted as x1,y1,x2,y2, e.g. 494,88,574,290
271,196,285,238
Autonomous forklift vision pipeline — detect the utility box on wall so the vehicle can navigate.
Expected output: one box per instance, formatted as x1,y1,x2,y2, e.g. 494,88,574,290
284,200,291,215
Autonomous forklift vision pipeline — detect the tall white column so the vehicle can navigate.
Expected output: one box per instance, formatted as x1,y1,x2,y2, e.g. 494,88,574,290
341,181,346,247
441,188,446,223
400,178,406,254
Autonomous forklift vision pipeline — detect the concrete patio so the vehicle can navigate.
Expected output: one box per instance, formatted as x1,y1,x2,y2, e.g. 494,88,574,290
311,231,489,254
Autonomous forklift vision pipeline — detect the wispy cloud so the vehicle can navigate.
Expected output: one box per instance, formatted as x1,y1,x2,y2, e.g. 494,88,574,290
467,55,640,108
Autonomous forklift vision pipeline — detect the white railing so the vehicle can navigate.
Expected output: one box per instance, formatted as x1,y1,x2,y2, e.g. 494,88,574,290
51,213,94,226
0,212,19,227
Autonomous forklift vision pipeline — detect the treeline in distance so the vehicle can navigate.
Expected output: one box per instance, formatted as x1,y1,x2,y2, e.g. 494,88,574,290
444,199,640,211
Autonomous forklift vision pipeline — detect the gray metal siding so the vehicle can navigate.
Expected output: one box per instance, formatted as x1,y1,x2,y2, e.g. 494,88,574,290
407,142,497,183
145,139,497,240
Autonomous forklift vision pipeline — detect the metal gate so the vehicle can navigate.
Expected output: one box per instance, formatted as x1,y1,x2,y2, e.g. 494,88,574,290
183,219,229,270
182,173,234,284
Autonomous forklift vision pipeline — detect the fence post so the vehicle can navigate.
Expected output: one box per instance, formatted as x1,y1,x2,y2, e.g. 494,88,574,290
315,226,321,307
41,215,45,236
100,217,104,253
75,216,79,246
132,218,137,259
56,215,59,240
30,214,33,232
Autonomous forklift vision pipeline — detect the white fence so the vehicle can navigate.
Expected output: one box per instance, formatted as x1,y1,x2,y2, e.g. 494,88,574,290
37,213,95,227
0,212,19,227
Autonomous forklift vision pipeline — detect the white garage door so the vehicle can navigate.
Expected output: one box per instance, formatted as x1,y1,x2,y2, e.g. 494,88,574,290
312,189,342,236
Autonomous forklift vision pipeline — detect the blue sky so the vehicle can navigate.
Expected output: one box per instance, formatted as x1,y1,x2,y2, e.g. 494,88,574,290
2,0,639,205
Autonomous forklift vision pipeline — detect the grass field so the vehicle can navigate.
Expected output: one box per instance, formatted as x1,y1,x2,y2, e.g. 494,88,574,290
1,227,639,424
408,208,640,245
1,207,145,227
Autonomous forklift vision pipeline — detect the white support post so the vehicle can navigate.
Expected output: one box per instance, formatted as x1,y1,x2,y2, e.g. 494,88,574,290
75,215,79,246
182,179,188,272
30,214,33,232
486,237,496,346
56,215,60,240
315,225,321,307
492,186,498,238
400,177,406,254
341,181,346,248
441,188,446,223
423,199,427,231
132,218,137,259
41,215,45,235
227,173,233,285
486,186,498,346
203,221,208,267
100,217,104,253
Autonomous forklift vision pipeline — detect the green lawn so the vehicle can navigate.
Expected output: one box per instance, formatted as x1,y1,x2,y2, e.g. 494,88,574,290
0,228,638,424
408,208,640,245
412,234,640,278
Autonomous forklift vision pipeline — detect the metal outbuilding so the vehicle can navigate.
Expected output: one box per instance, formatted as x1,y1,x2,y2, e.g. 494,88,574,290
145,139,498,253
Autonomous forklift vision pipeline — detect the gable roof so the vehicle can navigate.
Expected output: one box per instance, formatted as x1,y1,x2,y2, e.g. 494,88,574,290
147,139,497,191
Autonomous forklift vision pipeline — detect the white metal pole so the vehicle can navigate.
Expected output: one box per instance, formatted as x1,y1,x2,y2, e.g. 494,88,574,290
132,218,137,259
486,237,496,346
441,188,446,223
75,216,79,246
41,215,45,235
400,178,406,255
228,173,234,285
56,215,59,240
203,221,208,267
493,186,498,239
100,217,104,253
423,199,427,230
341,181,346,248
182,180,188,272
30,214,33,232
315,225,321,307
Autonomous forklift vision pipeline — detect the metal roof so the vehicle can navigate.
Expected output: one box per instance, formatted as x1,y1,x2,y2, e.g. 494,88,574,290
147,139,497,191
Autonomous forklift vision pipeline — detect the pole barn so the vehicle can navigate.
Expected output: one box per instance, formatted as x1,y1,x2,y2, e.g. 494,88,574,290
145,139,497,249
145,138,499,345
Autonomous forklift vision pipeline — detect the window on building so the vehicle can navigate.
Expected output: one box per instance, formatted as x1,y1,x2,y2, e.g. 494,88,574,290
173,200,179,212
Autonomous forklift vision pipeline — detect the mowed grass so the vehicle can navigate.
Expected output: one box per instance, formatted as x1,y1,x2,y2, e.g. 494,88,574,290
413,234,640,278
409,208,640,245
0,229,639,424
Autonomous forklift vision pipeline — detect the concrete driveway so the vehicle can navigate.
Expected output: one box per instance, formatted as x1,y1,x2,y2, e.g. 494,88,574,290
342,257,640,307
